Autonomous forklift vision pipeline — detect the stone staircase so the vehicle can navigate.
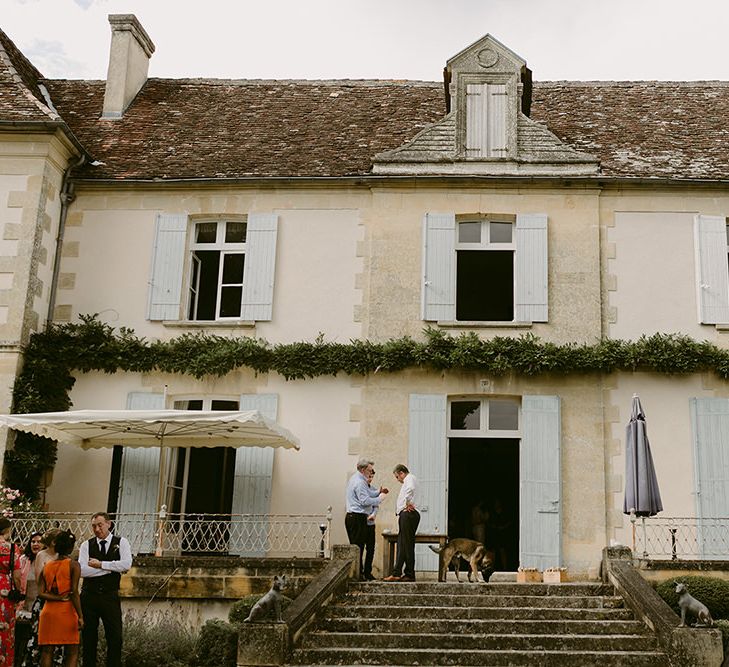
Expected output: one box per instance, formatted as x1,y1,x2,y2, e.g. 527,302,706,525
290,580,670,666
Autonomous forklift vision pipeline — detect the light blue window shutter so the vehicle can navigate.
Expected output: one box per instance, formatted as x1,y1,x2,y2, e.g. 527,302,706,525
240,214,278,321
115,392,164,554
520,395,561,570
147,214,187,321
466,84,507,158
690,398,729,559
515,214,548,323
422,213,456,321
230,394,277,556
694,215,729,324
408,394,447,572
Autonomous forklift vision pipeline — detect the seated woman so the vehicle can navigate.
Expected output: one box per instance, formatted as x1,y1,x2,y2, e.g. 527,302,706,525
37,530,83,667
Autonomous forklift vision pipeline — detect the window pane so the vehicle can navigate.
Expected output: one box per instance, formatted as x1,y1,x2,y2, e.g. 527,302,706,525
222,254,245,284
456,250,514,321
220,286,242,318
451,401,480,429
458,221,481,243
490,222,512,243
195,222,217,244
174,399,203,410
488,400,519,430
225,222,247,243
211,399,239,411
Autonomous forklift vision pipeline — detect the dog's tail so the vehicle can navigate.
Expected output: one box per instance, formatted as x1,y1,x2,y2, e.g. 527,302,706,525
428,544,444,554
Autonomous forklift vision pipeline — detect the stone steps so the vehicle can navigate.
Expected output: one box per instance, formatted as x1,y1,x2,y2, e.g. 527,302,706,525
292,647,668,666
288,580,670,666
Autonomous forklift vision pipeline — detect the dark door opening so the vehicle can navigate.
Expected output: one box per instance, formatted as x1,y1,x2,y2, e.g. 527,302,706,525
448,438,519,571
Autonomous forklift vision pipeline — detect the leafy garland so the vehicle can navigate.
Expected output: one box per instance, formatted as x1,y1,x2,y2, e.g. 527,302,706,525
5,314,729,498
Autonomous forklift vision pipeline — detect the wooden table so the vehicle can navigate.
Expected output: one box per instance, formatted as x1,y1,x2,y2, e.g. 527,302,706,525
381,531,448,581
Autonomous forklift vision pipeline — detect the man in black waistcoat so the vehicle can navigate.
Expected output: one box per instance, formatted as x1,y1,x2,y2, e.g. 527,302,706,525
79,512,132,667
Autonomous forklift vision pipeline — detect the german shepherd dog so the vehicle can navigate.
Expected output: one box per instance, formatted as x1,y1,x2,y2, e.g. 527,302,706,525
429,538,494,582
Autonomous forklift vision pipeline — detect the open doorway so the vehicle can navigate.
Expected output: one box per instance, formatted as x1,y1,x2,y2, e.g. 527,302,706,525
448,437,519,571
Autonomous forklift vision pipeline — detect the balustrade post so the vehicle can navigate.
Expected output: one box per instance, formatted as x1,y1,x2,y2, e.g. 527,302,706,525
155,504,167,557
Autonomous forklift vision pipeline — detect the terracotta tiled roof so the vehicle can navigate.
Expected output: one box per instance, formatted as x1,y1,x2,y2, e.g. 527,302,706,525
35,76,729,182
0,28,58,122
530,81,729,181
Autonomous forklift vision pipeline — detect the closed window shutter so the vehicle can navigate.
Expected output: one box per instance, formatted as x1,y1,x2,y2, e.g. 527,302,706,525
690,398,729,559
230,394,278,556
115,391,164,554
515,214,548,323
422,213,456,321
240,214,278,321
520,395,561,570
466,83,507,158
409,393,447,572
694,215,729,324
147,214,187,321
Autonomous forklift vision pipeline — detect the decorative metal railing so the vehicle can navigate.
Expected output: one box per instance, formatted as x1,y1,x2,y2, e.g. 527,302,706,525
631,514,729,560
10,507,332,558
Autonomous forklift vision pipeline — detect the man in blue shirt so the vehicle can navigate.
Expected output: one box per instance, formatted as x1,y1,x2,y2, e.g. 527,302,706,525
345,458,388,579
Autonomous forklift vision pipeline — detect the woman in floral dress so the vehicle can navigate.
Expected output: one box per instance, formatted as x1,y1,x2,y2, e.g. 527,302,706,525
0,517,22,666
21,529,63,667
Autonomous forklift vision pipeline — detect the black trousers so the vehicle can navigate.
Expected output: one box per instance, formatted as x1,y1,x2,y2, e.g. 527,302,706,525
81,590,123,667
393,509,420,579
363,523,376,577
345,512,368,575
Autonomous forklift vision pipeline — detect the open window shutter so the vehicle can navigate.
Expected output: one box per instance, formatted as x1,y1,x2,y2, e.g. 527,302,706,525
690,398,729,559
409,394,447,572
515,214,548,323
147,214,187,321
520,395,561,570
115,392,164,554
230,394,277,556
422,213,456,321
240,214,278,321
694,215,729,324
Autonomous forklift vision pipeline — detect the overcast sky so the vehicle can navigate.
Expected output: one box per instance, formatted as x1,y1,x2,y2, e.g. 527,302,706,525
5,0,729,82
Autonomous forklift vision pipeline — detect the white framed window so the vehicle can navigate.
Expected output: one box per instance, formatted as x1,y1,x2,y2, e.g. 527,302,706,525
188,220,247,320
422,212,548,323
147,213,278,323
456,216,515,321
447,397,520,438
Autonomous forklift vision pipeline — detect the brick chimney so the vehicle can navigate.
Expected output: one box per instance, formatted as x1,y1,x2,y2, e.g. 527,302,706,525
102,14,155,119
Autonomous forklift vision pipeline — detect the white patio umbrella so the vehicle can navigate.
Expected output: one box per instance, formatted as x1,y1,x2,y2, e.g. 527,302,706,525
0,409,301,450
0,409,300,517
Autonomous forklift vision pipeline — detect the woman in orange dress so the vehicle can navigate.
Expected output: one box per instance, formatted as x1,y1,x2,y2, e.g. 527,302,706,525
37,531,82,667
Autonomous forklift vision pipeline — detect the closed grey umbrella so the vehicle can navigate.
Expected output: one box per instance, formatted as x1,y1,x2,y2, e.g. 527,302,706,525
623,394,663,517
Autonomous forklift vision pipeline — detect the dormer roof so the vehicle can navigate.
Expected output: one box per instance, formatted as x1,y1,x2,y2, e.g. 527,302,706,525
374,33,598,176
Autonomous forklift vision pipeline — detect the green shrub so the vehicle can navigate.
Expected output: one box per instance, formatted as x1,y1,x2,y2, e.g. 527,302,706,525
228,594,293,624
655,576,729,620
92,612,197,667
194,619,238,667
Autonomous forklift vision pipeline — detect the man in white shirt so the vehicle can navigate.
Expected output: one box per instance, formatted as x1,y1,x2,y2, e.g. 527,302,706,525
78,512,133,667
383,463,420,582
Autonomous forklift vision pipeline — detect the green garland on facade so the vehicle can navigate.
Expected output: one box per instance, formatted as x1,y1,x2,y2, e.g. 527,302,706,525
6,314,729,498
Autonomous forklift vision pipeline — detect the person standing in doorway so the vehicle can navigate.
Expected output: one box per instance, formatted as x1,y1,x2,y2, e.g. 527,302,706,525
383,464,420,582
345,458,388,579
78,513,132,667
362,468,378,581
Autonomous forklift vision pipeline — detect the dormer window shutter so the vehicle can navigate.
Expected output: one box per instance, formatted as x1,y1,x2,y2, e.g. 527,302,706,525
466,83,507,158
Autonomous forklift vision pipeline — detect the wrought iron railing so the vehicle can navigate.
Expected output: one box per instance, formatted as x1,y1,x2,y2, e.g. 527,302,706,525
631,514,729,560
9,507,332,558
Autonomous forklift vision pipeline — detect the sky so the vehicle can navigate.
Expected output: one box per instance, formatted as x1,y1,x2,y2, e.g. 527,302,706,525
4,0,729,83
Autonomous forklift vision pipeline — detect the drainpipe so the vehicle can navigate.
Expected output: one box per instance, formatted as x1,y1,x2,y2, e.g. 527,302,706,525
46,153,86,326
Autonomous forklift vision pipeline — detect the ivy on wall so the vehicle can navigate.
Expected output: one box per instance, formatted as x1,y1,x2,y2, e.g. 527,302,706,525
5,314,729,498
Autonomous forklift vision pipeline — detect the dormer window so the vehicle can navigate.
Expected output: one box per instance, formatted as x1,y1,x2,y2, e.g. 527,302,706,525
465,83,507,158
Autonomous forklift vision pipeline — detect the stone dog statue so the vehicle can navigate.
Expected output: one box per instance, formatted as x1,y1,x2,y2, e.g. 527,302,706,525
675,582,713,627
244,575,287,623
